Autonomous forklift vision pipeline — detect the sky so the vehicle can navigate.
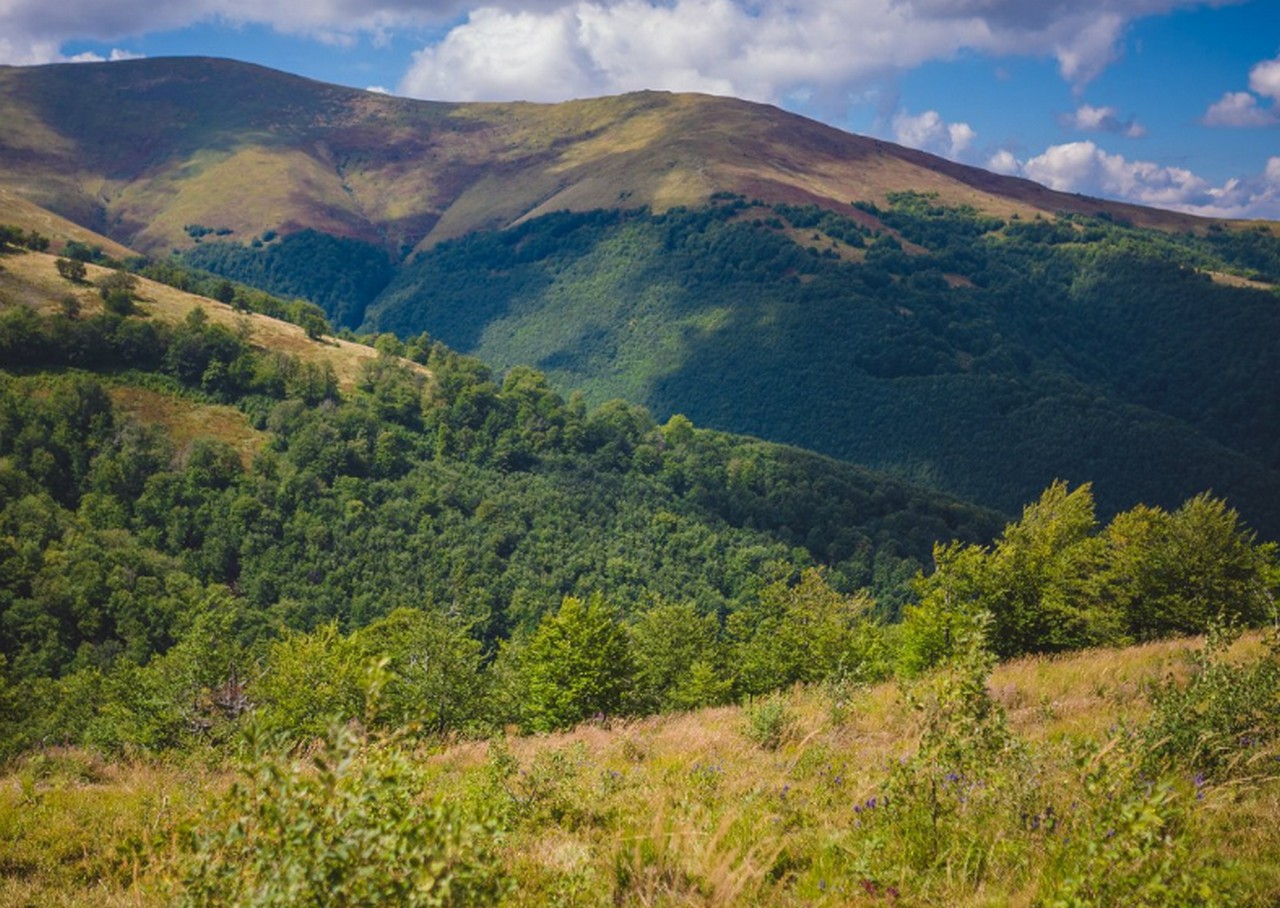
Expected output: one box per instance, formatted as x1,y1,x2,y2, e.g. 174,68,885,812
2,0,1278,218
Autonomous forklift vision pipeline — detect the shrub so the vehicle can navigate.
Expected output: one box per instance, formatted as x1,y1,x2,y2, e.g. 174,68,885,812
180,724,509,907
742,693,793,751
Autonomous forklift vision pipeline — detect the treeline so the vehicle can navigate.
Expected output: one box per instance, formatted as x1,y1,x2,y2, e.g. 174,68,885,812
0,300,999,757
184,228,395,329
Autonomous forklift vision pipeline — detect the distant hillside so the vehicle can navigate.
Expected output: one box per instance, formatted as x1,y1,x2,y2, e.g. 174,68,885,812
359,197,1280,535
0,242,1000,688
0,56,1220,260
2,57,1278,534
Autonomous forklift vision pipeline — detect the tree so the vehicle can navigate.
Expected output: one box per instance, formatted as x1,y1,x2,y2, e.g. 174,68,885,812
213,279,236,305
628,600,728,712
55,257,86,282
1100,495,1276,639
355,607,486,733
520,592,632,731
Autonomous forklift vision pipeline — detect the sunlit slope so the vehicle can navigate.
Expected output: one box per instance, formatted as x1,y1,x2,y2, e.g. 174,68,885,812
0,57,1217,257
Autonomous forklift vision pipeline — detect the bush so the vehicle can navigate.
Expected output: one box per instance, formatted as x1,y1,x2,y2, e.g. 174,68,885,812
180,724,509,907
55,257,86,282
742,693,793,751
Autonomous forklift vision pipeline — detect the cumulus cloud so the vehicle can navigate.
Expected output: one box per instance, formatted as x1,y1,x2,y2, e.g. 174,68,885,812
0,0,1237,106
995,140,1280,218
1061,103,1146,137
1249,56,1280,103
67,48,146,63
1204,91,1276,127
1203,54,1280,127
891,109,976,160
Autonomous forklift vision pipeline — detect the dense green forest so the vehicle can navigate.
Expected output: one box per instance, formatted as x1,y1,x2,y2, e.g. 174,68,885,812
0,274,1007,756
0,258,1275,759
191,195,1279,535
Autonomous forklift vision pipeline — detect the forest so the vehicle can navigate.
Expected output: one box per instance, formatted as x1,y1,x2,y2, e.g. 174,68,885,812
181,195,1280,533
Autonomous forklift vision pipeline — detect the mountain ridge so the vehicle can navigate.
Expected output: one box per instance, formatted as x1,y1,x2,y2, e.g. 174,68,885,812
0,56,1236,260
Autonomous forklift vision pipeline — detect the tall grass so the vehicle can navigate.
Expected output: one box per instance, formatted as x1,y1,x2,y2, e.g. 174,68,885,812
3,631,1278,906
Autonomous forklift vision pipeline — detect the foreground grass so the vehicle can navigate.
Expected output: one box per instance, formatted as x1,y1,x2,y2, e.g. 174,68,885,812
3,633,1278,906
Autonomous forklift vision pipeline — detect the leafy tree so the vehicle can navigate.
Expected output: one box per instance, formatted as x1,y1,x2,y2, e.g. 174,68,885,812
520,592,633,731
628,600,729,712
1100,495,1277,639
250,623,370,742
729,567,883,695
55,257,86,282
355,607,487,734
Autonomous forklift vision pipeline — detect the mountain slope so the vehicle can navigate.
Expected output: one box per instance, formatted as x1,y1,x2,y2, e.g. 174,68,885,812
0,56,1217,260
361,199,1280,535
2,57,1278,535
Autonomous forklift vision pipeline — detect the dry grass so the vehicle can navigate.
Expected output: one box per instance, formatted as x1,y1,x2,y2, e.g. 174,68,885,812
0,628,1275,905
0,250,426,393
108,385,265,468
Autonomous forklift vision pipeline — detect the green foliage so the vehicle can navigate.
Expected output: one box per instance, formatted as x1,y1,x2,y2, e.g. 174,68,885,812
901,482,1276,669
1141,624,1280,781
354,607,488,734
55,257,86,282
185,229,395,328
520,592,633,731
181,723,509,907
362,202,1280,538
250,623,372,742
1042,748,1227,907
729,567,886,696
741,693,793,751
628,600,730,713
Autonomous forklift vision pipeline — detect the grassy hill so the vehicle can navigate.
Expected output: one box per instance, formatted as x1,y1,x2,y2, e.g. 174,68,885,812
0,56,1224,260
3,631,1278,906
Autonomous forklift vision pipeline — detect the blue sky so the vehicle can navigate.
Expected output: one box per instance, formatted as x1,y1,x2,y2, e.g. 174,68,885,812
4,0,1278,217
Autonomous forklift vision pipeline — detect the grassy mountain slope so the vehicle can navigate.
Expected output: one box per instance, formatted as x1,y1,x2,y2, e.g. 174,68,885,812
5,631,1279,906
0,56,1221,260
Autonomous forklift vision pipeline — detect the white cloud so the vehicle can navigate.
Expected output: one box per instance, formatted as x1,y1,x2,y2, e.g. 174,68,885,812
997,140,1280,218
1203,54,1280,127
0,0,1240,107
1062,103,1146,137
1204,91,1276,127
987,148,1021,175
891,109,976,160
1249,56,1280,103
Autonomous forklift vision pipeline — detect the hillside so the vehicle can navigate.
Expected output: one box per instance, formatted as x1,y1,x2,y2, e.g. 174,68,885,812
0,56,1218,259
4,631,1279,906
358,198,1280,535
2,56,1279,534
0,238,1008,742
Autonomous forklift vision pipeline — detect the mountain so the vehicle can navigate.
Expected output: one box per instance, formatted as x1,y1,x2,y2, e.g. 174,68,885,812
0,56,1213,257
2,57,1279,534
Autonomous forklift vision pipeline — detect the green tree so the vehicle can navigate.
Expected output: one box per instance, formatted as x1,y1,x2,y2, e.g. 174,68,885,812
55,257,86,282
628,600,729,712
521,592,632,731
251,623,370,742
729,567,882,695
1100,495,1276,639
355,607,487,734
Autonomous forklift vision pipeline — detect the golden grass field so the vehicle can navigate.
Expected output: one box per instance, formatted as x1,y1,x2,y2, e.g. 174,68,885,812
2,632,1276,907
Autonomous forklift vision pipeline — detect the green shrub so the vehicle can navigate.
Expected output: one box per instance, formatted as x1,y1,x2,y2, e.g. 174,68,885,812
742,693,793,751
1141,624,1280,781
180,724,509,907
